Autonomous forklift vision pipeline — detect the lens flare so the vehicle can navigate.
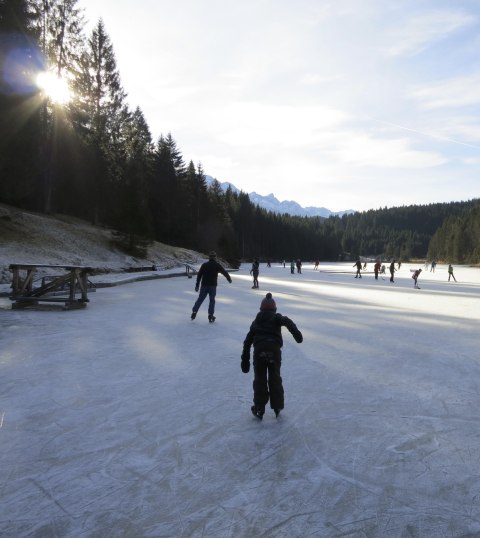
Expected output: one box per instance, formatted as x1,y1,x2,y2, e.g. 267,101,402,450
36,71,72,104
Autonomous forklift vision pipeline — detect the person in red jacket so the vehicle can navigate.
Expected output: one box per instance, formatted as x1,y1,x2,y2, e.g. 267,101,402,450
241,293,303,419
191,251,232,322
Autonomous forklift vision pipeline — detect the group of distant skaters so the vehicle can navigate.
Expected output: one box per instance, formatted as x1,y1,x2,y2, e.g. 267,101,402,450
353,258,457,287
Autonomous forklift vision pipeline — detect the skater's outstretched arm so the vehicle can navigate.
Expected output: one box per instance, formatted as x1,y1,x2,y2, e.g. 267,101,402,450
278,315,303,343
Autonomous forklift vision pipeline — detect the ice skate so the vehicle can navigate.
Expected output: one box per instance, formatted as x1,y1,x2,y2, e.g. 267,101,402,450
191,311,197,320
251,405,264,420
208,315,216,323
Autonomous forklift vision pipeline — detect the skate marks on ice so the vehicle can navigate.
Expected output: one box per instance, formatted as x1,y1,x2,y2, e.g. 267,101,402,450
2,267,480,536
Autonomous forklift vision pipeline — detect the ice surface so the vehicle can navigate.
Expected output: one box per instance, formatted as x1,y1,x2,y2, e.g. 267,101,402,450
1,262,480,537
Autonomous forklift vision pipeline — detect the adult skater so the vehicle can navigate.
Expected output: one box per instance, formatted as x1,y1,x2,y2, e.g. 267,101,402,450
191,251,232,322
389,260,396,282
241,293,303,419
250,258,260,289
412,268,422,288
353,259,362,278
374,260,382,280
290,260,295,274
448,264,457,282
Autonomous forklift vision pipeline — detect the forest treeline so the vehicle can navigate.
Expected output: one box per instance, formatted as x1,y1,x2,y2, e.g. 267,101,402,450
1,1,479,267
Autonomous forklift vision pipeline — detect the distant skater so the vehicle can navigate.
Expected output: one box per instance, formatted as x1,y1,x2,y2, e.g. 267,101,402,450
314,260,319,270
191,251,232,322
389,260,396,282
250,258,260,289
353,259,362,278
290,260,295,274
412,268,422,289
448,264,457,282
241,293,303,419
296,259,302,274
374,260,381,280
430,260,437,272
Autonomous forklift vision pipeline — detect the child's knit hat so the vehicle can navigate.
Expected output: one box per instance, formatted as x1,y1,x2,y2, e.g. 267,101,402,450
260,292,277,311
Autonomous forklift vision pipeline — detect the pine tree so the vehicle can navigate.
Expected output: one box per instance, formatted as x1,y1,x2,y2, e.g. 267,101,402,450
149,133,187,244
0,0,44,208
73,18,128,225
30,0,85,212
113,106,155,255
183,161,209,247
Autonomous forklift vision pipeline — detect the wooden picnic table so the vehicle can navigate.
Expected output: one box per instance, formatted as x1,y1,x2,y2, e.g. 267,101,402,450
9,264,93,309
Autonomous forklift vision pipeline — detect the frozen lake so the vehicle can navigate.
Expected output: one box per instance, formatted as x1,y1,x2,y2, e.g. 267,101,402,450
1,262,480,537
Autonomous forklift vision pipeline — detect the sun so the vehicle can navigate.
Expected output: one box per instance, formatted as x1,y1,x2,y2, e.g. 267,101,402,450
36,71,72,104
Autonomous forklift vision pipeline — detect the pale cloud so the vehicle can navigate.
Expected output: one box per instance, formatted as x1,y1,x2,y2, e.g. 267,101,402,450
216,102,350,147
300,73,344,87
386,10,476,57
412,73,480,109
325,133,448,168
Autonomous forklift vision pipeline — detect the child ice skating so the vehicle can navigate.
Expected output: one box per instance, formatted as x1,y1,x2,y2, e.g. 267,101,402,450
250,258,260,289
241,293,303,419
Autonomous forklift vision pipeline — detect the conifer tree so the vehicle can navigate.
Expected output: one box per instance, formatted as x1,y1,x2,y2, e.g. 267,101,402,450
113,106,155,253
0,0,43,208
74,18,128,225
149,133,187,244
183,161,210,247
30,0,85,212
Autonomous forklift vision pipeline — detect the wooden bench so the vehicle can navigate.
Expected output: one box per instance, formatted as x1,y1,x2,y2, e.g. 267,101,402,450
9,264,93,310
185,263,198,279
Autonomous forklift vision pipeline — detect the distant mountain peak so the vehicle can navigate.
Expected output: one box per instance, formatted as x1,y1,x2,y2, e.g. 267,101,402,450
205,176,354,218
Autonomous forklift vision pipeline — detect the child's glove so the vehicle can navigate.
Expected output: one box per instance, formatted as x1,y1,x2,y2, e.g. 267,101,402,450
241,350,250,373
293,330,303,343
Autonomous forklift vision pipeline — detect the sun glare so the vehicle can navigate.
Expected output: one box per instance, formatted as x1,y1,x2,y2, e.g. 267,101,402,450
36,71,72,104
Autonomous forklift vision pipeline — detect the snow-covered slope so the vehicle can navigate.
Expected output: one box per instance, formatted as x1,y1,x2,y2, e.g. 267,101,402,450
0,203,205,285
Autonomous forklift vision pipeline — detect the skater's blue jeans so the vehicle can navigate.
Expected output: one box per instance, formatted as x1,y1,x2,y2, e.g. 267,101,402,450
193,286,216,316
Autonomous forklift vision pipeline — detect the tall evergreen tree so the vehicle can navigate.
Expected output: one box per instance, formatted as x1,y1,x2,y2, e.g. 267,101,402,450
149,133,186,244
183,160,210,248
30,0,84,212
0,0,44,208
113,106,154,252
73,18,128,225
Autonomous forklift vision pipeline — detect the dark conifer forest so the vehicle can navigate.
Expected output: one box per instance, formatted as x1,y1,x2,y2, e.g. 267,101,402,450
1,1,479,267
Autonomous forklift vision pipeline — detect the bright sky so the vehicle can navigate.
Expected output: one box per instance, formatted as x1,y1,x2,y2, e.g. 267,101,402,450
78,0,480,212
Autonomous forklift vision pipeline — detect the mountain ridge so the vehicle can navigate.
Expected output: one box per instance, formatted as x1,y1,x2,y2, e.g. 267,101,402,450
205,176,354,218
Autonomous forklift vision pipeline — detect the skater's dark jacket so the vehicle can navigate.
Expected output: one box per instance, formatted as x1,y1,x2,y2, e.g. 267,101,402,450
196,259,232,287
243,311,303,352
